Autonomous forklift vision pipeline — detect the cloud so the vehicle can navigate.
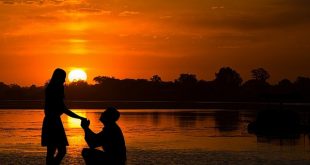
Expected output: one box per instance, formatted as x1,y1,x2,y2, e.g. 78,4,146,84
25,14,59,22
119,11,140,17
59,7,112,17
0,0,102,6
0,0,63,5
163,1,310,31
77,8,111,15
159,15,172,19
273,0,310,7
0,0,14,4
211,6,224,10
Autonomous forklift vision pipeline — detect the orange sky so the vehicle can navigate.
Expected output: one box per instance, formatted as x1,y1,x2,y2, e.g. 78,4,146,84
0,0,310,86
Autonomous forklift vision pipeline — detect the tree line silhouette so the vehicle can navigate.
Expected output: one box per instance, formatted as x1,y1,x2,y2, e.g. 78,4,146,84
0,67,310,102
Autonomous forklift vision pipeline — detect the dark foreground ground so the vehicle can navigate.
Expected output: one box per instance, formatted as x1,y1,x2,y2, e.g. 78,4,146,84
1,148,310,165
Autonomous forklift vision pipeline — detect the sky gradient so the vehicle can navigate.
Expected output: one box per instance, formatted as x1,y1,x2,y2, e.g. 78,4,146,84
0,0,310,85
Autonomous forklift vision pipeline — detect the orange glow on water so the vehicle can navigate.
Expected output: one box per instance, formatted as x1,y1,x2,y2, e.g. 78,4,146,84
67,110,86,128
2,108,310,164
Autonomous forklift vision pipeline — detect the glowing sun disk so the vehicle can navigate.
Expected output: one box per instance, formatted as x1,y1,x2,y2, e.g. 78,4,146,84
68,69,87,82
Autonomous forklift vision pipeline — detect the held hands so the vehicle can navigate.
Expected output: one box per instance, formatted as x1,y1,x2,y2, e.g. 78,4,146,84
81,118,90,129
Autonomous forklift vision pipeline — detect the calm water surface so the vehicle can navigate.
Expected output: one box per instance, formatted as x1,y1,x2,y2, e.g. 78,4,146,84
1,109,310,165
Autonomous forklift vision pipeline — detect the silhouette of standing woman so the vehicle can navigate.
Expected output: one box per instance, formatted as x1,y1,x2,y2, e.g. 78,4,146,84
41,68,86,165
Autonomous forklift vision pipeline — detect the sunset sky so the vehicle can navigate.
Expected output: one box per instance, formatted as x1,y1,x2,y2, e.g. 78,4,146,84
0,0,310,86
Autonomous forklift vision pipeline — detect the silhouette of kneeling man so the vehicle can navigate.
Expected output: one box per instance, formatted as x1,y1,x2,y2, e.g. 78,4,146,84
81,107,126,165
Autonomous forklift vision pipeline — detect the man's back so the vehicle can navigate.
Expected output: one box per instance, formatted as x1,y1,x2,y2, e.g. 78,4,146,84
101,123,127,163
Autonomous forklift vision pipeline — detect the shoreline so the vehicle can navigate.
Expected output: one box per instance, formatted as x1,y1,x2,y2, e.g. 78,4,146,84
0,100,309,110
2,148,310,165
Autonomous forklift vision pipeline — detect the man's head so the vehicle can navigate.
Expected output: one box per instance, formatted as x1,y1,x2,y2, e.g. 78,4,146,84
100,107,120,124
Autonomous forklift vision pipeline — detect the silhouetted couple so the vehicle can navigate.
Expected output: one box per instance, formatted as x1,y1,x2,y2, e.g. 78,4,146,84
41,68,126,165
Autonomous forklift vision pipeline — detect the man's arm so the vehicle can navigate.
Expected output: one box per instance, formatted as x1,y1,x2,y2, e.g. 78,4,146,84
81,120,101,149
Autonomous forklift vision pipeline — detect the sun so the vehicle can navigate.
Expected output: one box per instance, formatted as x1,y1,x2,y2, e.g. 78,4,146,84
68,69,87,82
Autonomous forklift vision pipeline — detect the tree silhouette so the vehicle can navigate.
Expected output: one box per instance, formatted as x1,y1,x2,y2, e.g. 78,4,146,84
278,79,293,88
176,74,198,85
93,76,116,84
215,67,242,87
251,68,270,82
295,76,310,98
295,76,310,87
67,80,88,87
150,75,162,83
1,67,310,102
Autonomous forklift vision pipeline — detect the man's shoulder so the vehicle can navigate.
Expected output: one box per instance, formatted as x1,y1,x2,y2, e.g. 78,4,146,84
102,124,123,134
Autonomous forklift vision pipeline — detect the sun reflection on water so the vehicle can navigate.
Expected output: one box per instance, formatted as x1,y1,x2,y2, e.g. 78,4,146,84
67,110,86,128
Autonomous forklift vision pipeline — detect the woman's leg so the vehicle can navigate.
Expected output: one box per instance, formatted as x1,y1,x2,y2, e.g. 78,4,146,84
54,145,66,165
46,145,56,165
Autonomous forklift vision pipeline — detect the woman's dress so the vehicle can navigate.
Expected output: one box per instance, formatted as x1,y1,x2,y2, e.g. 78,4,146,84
41,84,68,146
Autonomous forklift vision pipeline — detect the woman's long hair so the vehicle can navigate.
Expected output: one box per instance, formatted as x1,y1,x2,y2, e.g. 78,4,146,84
49,68,66,86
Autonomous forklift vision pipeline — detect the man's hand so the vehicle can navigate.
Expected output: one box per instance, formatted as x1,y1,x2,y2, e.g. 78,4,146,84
81,119,90,129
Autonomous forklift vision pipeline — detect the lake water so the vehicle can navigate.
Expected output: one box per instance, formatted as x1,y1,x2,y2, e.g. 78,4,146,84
1,109,310,165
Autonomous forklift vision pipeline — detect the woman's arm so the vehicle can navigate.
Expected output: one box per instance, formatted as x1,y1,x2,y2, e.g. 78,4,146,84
64,108,86,120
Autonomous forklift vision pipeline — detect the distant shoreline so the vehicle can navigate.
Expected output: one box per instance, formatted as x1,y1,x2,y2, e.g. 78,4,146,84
0,100,310,110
